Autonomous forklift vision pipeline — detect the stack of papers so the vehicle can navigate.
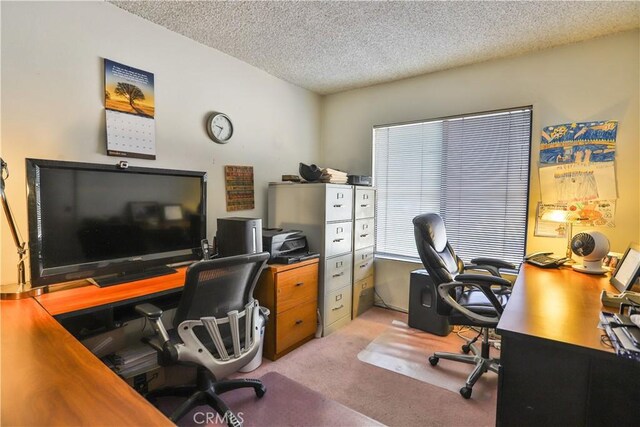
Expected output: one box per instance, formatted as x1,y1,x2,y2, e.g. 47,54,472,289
321,168,348,184
111,343,159,378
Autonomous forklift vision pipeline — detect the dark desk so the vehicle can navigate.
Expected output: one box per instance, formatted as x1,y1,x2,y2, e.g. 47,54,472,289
496,264,640,426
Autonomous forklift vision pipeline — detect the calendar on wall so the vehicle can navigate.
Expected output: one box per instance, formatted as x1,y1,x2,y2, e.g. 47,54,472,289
104,59,156,160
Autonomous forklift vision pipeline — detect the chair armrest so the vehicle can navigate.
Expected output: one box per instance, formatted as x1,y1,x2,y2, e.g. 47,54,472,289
437,278,505,325
464,263,500,277
470,257,517,271
455,273,512,288
135,303,170,345
135,303,163,319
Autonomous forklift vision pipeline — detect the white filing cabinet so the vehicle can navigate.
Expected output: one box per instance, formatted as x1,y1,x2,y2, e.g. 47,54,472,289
268,183,354,336
352,187,376,318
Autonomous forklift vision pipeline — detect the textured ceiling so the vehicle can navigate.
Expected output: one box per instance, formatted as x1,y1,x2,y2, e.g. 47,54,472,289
110,1,640,95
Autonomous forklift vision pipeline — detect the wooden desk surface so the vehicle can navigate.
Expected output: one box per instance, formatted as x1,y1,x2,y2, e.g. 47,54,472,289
0,298,172,426
36,267,187,316
497,263,618,352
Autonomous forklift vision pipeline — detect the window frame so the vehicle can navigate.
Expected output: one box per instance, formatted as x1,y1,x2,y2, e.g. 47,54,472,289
372,106,533,264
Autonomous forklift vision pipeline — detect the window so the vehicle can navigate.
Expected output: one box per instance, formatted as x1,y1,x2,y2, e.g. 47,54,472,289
373,107,532,265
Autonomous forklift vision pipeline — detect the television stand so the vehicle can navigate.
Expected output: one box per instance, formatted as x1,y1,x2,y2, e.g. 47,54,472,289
93,265,177,288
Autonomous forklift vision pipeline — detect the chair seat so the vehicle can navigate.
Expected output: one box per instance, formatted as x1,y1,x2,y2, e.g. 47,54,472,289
448,289,510,326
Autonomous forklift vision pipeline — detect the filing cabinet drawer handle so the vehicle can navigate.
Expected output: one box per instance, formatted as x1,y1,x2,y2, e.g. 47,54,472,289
360,234,369,238
333,204,343,208
332,305,344,311
360,204,369,208
295,320,303,325
295,282,304,287
359,262,369,269
333,238,344,243
332,272,344,278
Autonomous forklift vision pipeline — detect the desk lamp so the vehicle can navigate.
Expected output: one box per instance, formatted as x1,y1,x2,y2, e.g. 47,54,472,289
0,158,42,299
541,208,583,262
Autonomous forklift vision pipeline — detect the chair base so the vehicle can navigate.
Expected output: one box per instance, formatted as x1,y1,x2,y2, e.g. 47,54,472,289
146,368,266,427
428,327,499,399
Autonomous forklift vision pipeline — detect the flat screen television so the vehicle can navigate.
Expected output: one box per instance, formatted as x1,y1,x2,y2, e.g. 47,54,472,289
27,159,206,287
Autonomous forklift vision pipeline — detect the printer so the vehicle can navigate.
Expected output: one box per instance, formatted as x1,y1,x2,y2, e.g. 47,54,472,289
262,228,319,264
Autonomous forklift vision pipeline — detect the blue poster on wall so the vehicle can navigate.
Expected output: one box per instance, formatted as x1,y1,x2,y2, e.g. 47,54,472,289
538,120,618,205
539,120,617,165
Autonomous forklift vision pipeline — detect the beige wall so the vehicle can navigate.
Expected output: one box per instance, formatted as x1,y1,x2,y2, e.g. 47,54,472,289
321,31,640,310
0,2,321,284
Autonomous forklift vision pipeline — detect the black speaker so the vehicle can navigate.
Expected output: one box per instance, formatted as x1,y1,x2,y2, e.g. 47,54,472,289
216,217,263,257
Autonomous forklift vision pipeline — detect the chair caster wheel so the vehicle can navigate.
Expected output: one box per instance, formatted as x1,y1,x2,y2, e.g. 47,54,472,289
461,344,471,354
255,385,266,398
428,356,439,366
460,387,472,399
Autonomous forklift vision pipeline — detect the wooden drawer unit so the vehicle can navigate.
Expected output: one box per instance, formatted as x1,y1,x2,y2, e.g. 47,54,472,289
276,299,317,354
276,265,318,314
255,258,319,360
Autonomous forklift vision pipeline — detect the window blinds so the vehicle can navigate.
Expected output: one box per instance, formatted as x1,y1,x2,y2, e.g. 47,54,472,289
373,108,532,265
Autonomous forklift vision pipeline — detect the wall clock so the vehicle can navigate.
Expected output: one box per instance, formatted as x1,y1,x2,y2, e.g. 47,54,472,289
206,112,233,144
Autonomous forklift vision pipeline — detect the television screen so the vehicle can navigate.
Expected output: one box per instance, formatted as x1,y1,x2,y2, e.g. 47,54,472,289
27,159,206,286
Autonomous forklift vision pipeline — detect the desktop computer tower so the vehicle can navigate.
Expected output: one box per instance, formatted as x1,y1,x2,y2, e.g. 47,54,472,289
408,269,452,336
216,217,263,257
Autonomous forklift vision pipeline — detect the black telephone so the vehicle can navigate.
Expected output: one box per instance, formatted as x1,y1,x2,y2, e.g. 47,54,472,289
200,238,212,260
524,252,570,268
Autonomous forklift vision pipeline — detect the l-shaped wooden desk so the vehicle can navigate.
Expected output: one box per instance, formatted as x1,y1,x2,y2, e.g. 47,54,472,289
1,259,320,426
0,266,186,426
3,262,639,425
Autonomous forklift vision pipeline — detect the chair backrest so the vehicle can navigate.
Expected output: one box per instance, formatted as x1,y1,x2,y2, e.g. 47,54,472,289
413,213,464,315
174,251,270,328
172,252,270,379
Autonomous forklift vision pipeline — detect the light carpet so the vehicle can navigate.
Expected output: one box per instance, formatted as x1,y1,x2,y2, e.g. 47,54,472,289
357,320,498,402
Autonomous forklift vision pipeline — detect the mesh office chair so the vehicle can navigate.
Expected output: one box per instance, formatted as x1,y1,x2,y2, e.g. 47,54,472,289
413,213,514,399
135,252,270,426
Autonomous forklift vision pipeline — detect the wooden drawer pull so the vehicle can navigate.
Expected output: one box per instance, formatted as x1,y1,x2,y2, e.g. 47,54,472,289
295,282,304,287
295,320,303,325
332,305,344,311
